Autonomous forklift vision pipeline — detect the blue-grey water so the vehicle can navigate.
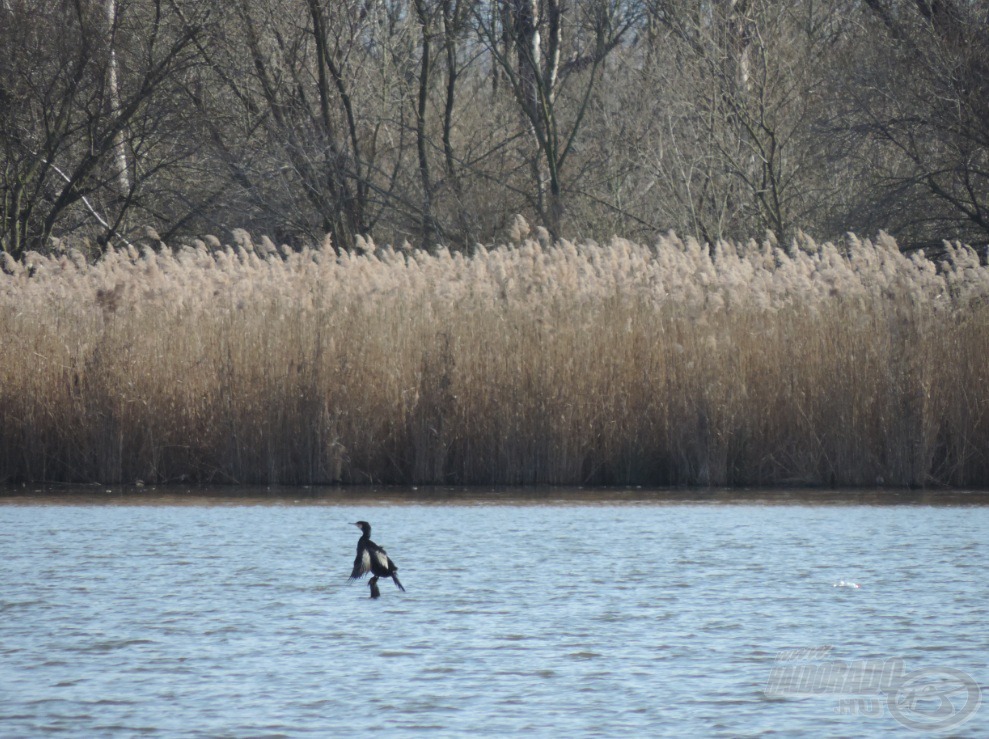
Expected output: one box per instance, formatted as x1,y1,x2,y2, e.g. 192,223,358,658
1,490,986,737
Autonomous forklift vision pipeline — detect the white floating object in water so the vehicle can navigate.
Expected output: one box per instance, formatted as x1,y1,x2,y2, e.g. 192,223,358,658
833,580,861,588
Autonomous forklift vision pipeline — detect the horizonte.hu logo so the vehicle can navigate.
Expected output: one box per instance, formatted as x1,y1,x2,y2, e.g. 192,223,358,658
765,646,982,732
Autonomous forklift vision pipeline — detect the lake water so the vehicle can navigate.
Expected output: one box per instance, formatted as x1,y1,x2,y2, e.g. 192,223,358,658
1,489,986,737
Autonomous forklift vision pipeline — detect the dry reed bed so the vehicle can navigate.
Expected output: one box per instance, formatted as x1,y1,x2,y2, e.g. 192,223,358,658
2,231,989,487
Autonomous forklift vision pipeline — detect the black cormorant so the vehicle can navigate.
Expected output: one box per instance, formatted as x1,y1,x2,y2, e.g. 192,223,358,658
349,521,405,598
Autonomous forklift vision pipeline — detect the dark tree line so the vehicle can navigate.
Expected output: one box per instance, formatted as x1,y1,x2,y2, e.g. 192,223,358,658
3,0,989,257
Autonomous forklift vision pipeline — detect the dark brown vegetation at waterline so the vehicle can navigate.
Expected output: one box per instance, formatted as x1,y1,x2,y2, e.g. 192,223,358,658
2,230,989,488
4,1,989,257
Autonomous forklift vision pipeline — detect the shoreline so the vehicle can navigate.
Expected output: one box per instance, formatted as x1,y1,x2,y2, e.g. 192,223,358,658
4,484,989,507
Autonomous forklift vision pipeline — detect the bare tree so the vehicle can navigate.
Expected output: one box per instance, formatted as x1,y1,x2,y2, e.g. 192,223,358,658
0,0,200,257
472,0,638,237
849,0,989,247
592,0,855,244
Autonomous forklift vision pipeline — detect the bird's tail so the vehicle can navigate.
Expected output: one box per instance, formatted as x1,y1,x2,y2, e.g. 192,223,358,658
392,572,406,592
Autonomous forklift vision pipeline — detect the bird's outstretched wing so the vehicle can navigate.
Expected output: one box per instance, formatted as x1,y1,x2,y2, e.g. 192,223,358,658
371,546,392,571
372,546,405,590
349,548,371,580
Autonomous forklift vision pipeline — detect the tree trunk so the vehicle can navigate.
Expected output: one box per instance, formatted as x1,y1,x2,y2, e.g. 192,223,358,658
105,0,130,195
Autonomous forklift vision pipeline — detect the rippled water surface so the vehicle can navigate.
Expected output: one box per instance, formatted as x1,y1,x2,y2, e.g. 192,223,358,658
1,490,986,737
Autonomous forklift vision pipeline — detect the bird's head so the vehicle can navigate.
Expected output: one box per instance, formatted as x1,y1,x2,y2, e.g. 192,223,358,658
353,521,371,535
